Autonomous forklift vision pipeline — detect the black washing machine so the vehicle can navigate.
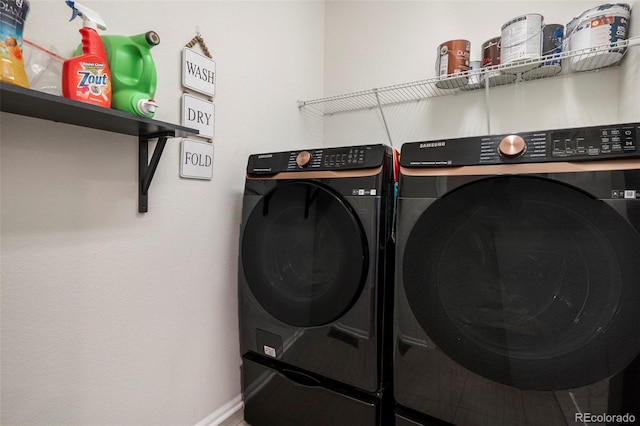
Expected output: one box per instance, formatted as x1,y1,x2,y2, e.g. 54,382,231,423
239,144,397,425
394,123,640,425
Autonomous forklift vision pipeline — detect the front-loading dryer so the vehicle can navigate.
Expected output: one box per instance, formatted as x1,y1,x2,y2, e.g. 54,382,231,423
239,144,397,425
394,123,640,425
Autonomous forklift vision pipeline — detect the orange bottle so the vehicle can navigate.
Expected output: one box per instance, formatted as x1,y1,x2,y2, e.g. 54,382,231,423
61,1,111,108
0,0,31,88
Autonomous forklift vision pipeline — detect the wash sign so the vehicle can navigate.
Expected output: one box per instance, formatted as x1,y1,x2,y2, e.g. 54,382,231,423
182,48,215,96
182,94,215,138
180,139,214,180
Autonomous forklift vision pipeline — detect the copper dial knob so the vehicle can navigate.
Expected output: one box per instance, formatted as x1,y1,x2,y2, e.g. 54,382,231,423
296,151,313,168
498,135,526,158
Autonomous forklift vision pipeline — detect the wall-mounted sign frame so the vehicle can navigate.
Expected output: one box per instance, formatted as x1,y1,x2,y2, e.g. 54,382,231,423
182,93,215,139
182,48,216,97
180,138,214,180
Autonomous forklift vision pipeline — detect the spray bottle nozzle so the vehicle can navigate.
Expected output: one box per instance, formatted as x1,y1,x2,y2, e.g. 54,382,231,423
65,0,107,31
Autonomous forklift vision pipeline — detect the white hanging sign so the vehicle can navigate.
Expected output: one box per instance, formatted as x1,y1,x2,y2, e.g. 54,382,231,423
182,48,216,96
182,93,215,138
180,139,214,180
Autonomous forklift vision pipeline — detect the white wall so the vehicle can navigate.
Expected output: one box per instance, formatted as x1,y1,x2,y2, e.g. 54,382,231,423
1,1,324,424
620,1,640,121
320,0,639,148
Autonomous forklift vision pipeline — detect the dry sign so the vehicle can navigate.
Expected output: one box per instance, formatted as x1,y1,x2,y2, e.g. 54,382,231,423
182,93,215,138
181,139,214,180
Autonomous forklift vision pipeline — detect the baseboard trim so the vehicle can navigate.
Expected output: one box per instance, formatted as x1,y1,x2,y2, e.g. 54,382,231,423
195,395,243,426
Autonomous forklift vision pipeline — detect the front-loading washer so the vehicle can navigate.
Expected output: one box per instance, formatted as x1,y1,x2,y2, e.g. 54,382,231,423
394,123,640,425
239,144,397,425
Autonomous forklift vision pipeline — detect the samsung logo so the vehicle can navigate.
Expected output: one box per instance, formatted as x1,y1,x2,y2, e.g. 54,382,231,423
419,141,446,148
257,154,273,159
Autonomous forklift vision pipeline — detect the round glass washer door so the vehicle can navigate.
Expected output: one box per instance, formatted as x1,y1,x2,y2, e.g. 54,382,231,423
402,175,640,390
242,181,369,327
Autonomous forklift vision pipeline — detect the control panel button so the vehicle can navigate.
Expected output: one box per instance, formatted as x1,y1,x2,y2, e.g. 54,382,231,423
296,151,313,168
498,135,527,158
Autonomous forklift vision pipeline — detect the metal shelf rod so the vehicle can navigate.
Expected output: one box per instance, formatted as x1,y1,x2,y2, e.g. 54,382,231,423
374,89,394,147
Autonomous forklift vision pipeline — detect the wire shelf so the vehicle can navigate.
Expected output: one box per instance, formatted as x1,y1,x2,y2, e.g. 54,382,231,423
298,36,640,116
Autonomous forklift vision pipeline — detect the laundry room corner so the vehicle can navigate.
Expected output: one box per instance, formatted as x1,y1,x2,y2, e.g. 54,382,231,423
3,0,640,425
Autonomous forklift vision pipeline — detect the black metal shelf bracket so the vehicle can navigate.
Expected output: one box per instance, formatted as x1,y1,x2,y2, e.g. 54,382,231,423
139,133,170,213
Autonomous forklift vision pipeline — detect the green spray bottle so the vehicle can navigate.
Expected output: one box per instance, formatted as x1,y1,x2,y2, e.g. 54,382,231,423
79,31,160,118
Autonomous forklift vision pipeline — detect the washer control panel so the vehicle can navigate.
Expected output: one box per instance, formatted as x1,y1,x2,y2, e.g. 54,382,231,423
247,144,386,175
401,122,640,167
551,125,636,158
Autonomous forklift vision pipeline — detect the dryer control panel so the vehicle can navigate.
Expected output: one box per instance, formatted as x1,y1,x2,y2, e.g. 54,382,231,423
247,144,387,175
401,122,640,167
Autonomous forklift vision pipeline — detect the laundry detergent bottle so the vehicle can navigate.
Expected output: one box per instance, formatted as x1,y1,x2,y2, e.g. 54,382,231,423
62,1,111,108
0,0,31,88
99,31,160,118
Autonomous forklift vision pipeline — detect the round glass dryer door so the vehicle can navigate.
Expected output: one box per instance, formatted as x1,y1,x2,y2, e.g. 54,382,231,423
242,181,369,327
402,176,640,390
